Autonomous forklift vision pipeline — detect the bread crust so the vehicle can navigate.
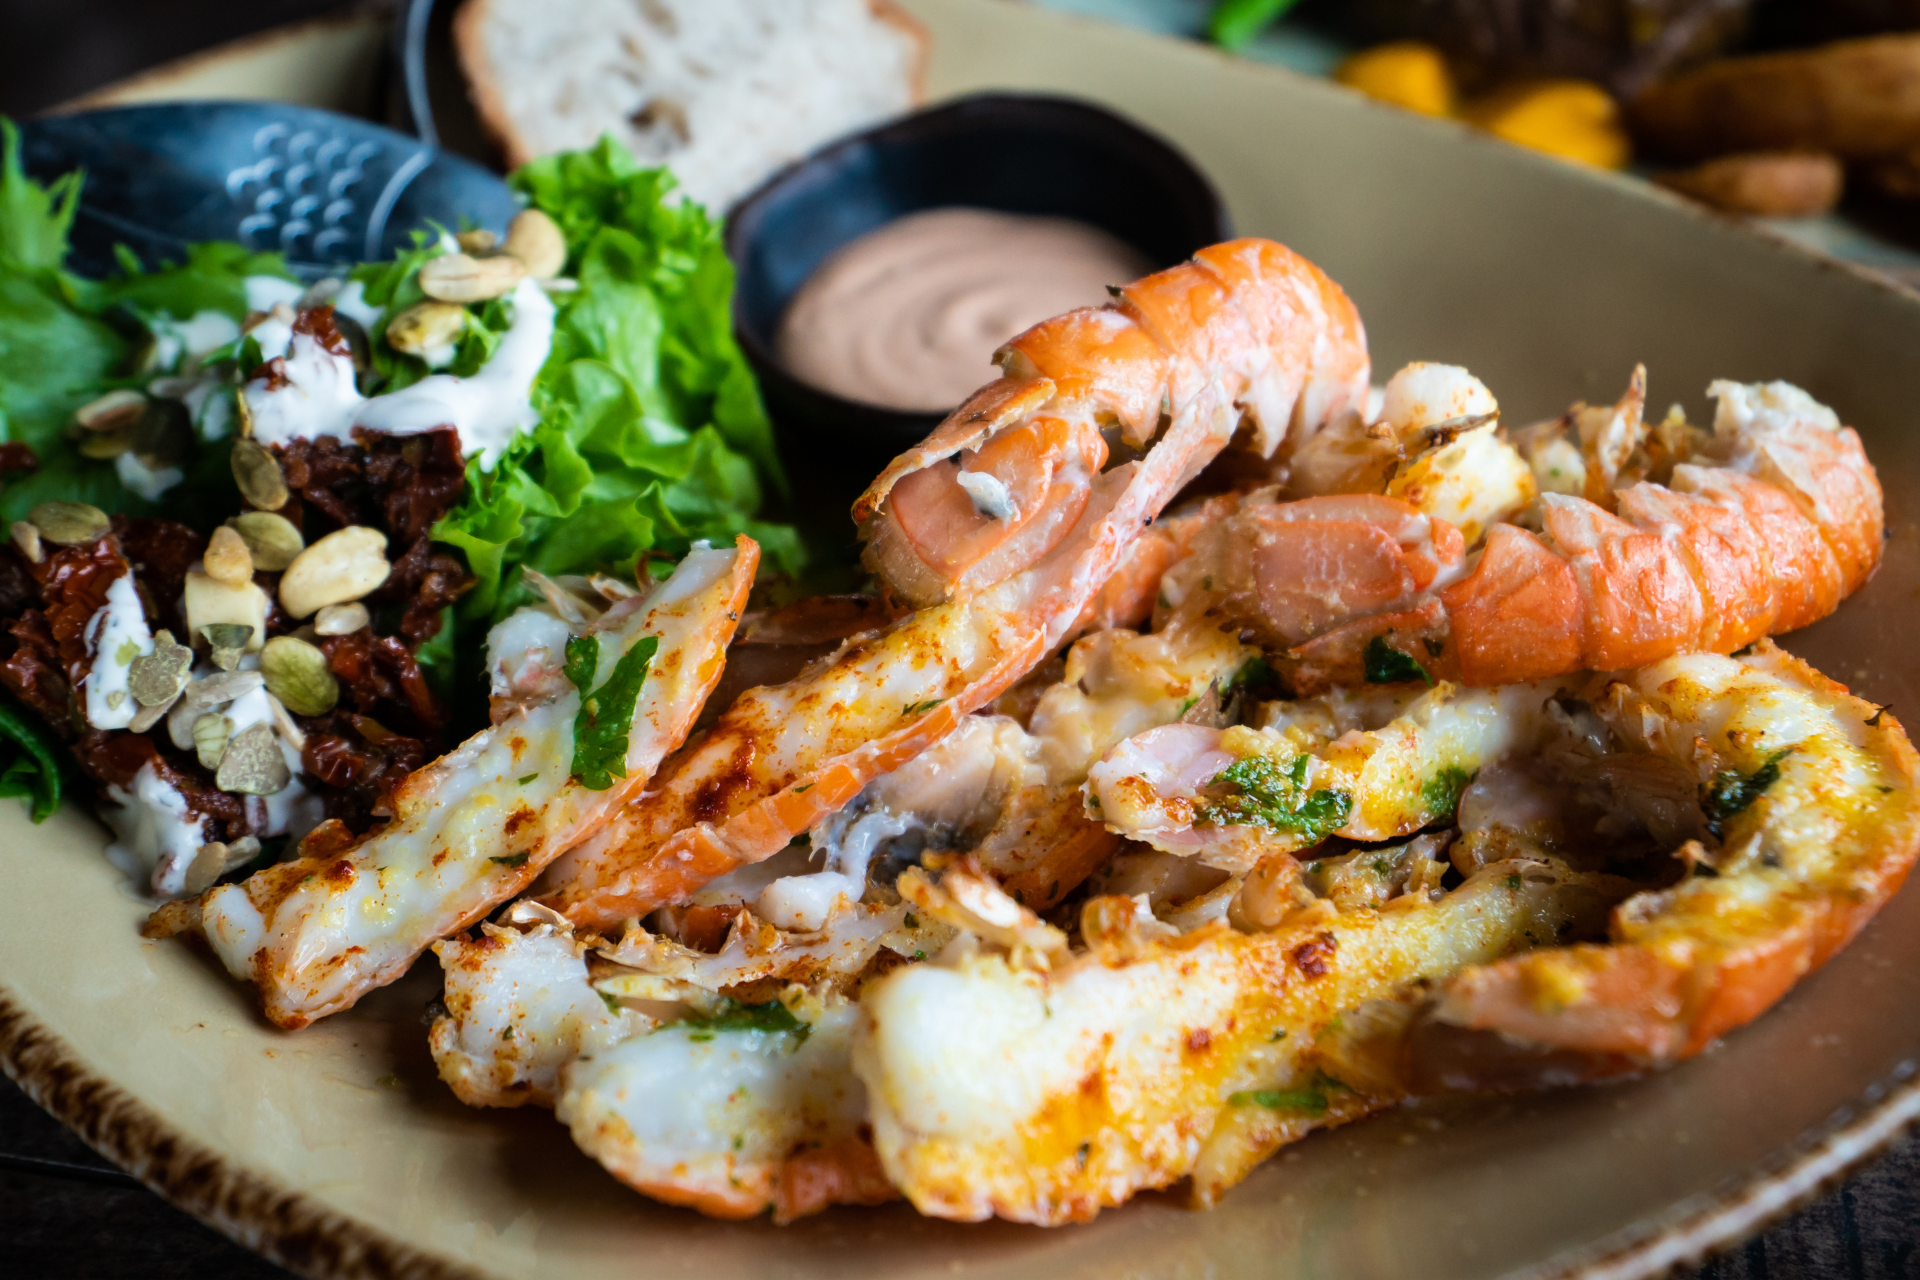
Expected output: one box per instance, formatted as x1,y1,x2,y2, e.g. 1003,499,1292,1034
869,0,932,104
449,0,932,181
450,0,535,169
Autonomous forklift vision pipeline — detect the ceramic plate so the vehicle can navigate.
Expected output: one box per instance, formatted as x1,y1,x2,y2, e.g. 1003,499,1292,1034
7,2,1920,1277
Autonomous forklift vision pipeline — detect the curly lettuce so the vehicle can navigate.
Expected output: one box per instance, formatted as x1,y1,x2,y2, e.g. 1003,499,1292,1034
431,138,801,628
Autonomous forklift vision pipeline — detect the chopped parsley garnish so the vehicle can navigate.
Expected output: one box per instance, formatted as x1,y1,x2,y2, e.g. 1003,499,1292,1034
679,998,810,1043
1419,765,1475,820
1195,753,1352,840
490,852,530,867
902,699,945,717
1228,1086,1329,1116
1703,748,1792,840
1227,656,1273,691
563,633,660,791
518,773,539,785
1363,636,1432,686
598,990,620,1014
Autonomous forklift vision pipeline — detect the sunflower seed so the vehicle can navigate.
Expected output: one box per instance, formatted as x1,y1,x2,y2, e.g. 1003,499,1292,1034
278,525,389,619
265,692,308,751
385,301,468,358
216,721,289,795
504,209,567,279
127,690,177,735
183,842,229,896
229,511,304,571
74,388,147,433
314,601,369,636
231,437,289,511
28,501,110,546
180,669,265,713
128,630,193,707
418,251,526,303
10,521,42,564
193,712,232,770
456,228,498,254
203,526,255,586
261,635,338,717
185,573,267,662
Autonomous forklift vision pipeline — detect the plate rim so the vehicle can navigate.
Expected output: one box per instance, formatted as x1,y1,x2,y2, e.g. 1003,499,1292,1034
7,948,1920,1280
9,3,1920,1276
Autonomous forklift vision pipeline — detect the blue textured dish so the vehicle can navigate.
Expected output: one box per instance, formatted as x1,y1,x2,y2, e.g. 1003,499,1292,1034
16,102,517,279
724,92,1232,484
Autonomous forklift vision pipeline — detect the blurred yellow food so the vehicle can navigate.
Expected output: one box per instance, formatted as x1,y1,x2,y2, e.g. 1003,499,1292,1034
1334,41,1455,117
1463,80,1632,169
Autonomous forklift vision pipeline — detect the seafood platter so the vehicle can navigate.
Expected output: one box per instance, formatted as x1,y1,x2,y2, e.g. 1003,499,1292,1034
4,2,1920,1278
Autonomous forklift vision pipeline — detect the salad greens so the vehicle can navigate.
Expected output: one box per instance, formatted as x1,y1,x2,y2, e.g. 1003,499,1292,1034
0,122,803,821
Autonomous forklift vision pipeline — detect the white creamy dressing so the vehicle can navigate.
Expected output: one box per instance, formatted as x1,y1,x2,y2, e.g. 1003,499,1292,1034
244,275,305,313
147,310,242,372
82,572,155,730
103,762,212,898
328,279,385,332
113,451,184,502
241,277,554,470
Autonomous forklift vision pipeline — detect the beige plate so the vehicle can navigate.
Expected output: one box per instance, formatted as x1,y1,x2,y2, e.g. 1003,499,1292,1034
8,1,1920,1277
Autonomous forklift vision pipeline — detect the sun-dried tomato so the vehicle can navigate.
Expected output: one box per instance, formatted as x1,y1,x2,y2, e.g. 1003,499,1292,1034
0,442,37,476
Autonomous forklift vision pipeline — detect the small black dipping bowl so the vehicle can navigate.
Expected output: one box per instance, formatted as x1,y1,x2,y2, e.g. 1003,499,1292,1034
724,93,1232,509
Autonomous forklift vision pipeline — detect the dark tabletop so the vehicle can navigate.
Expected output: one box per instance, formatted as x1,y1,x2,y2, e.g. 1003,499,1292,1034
1,2,1917,1276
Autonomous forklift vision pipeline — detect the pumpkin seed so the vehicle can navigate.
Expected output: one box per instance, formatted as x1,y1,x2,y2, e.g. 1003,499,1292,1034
418,251,526,303
314,601,370,636
216,721,290,795
261,634,339,716
504,208,567,279
10,521,42,564
193,713,232,770
231,437,289,511
385,301,468,358
203,526,255,587
28,501,110,546
128,630,193,707
279,525,390,619
229,511,304,571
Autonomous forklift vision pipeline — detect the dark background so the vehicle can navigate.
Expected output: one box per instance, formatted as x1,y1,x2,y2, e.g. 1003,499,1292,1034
0,1,1915,1277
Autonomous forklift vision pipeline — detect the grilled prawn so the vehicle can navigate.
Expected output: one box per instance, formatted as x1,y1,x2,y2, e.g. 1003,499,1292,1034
1177,371,1882,691
151,539,755,1028
535,238,1372,932
853,645,1920,1223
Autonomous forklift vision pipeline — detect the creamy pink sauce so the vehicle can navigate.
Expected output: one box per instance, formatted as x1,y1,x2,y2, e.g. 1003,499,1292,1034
776,207,1151,412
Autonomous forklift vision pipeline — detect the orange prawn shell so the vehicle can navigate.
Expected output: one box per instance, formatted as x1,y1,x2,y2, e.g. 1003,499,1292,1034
1429,646,1920,1066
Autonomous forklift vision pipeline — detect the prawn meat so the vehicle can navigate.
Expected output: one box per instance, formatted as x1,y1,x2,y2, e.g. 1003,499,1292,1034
151,539,756,1028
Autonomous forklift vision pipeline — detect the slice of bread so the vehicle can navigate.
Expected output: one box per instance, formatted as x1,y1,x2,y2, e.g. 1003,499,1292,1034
453,0,928,213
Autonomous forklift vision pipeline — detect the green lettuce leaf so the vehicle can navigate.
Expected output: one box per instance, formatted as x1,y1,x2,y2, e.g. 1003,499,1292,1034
434,137,798,629
0,693,65,822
